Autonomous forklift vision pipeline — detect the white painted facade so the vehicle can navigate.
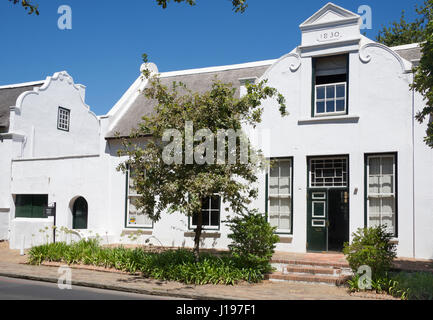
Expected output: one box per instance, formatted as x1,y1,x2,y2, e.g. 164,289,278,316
1,3,432,259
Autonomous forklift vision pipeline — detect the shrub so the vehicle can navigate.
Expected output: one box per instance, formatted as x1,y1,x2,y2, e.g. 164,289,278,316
225,211,279,273
28,240,266,285
343,225,397,280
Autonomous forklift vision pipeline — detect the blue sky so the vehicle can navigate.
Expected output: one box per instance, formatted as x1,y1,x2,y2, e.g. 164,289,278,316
0,0,424,115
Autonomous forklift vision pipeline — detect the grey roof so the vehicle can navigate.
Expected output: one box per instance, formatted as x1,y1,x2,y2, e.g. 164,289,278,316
106,65,271,138
107,45,423,139
0,84,42,132
393,46,422,65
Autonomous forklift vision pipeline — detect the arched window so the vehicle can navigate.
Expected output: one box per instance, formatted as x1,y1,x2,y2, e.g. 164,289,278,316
72,197,88,230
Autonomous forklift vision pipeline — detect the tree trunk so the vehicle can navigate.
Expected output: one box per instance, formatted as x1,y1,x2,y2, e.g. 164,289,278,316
193,211,203,262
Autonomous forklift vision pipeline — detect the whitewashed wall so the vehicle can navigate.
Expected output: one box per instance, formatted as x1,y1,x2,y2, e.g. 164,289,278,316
8,71,103,249
11,71,100,159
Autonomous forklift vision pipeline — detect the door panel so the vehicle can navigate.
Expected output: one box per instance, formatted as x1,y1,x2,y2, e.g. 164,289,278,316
307,191,327,252
73,197,88,230
328,190,349,251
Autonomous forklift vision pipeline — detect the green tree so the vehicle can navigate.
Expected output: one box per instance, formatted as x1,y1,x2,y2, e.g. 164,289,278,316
117,55,286,259
8,0,248,15
156,0,248,13
9,0,38,15
376,10,425,47
376,0,433,147
413,3,433,147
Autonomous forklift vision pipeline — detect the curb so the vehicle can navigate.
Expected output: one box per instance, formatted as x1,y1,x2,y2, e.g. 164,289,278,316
0,271,235,300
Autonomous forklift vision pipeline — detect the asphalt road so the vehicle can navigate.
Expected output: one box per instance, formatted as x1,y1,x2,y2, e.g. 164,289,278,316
0,276,181,300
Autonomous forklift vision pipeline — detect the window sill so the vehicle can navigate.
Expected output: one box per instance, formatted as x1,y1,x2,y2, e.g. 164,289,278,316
277,236,293,244
184,232,221,239
298,115,359,125
390,238,399,245
121,229,153,236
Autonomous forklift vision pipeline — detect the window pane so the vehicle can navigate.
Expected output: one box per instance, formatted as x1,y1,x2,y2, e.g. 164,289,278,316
310,158,347,187
129,170,136,194
268,159,292,232
279,162,290,194
269,198,279,213
210,210,220,226
368,158,380,194
129,197,152,226
192,212,198,226
193,196,220,228
381,157,394,194
336,84,345,98
381,197,395,234
369,175,380,194
269,214,279,229
381,174,393,194
32,195,48,218
367,155,397,236
316,101,325,113
316,87,325,100
279,215,291,230
280,198,290,213
336,99,345,112
369,158,380,175
313,202,325,217
211,196,220,210
326,85,335,98
15,195,33,218
369,198,381,228
269,165,279,195
326,100,335,113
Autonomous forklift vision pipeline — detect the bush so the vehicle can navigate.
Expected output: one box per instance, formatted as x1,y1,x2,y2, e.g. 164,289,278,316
225,211,279,273
343,225,397,280
28,239,266,285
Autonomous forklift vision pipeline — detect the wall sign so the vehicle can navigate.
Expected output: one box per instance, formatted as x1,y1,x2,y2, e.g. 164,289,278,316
317,30,342,42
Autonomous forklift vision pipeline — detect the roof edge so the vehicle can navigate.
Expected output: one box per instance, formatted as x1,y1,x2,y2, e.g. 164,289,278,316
159,59,277,78
0,80,45,90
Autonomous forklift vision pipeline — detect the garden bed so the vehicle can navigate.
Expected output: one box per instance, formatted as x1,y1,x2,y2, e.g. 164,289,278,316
28,239,267,285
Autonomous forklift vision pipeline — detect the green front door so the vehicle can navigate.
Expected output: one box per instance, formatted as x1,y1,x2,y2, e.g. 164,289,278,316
307,190,328,252
72,197,88,230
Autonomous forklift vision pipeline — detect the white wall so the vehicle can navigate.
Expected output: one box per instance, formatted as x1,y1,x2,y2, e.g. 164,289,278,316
11,71,100,159
7,71,104,249
0,139,12,240
414,90,433,259
247,36,427,257
9,155,109,249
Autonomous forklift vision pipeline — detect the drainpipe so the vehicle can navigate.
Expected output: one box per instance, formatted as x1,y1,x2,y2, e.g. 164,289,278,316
411,75,416,259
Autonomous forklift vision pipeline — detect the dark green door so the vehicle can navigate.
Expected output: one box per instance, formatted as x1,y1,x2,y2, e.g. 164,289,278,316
307,190,328,252
328,189,349,251
72,197,88,230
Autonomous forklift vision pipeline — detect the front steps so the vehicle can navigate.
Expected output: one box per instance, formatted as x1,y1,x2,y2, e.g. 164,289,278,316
266,258,353,286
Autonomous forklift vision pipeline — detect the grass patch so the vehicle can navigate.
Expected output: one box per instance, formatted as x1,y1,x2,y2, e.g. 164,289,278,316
28,239,268,285
347,271,433,300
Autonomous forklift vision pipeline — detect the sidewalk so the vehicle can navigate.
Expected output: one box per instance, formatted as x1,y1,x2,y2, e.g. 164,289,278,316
0,242,390,300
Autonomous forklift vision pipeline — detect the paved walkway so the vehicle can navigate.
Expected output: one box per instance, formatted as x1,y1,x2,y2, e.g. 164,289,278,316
273,250,433,273
0,241,396,300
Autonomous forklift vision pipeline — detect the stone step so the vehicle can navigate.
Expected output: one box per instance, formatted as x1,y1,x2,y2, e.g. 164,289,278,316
271,258,349,269
265,272,349,286
284,264,340,276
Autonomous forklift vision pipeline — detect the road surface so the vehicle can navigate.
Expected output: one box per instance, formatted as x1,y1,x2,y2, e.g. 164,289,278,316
0,276,183,300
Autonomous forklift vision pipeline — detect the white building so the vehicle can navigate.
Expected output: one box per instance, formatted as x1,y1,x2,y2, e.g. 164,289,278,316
1,3,432,259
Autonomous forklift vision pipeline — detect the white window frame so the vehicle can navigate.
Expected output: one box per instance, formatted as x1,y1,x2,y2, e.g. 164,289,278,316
309,157,348,188
191,195,220,231
366,154,397,236
57,107,70,131
126,168,153,229
314,82,347,117
268,158,292,234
